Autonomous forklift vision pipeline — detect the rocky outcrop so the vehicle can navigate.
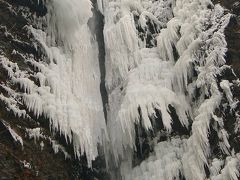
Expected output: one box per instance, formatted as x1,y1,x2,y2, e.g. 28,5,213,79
214,0,240,151
214,1,240,79
0,0,73,179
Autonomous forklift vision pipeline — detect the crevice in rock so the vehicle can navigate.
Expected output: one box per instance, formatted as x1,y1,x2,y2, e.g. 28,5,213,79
89,0,108,121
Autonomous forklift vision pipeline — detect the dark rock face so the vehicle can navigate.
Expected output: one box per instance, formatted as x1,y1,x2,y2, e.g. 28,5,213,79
213,0,240,15
212,1,240,74
224,13,240,153
217,0,240,78
0,0,73,179
213,0,240,159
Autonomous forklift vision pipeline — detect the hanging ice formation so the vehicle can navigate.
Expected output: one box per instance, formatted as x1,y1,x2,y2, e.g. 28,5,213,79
99,0,240,179
0,0,240,179
0,0,107,166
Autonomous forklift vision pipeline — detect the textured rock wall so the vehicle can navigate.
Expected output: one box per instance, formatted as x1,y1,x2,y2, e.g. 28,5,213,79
214,0,240,77
215,0,240,150
0,0,74,179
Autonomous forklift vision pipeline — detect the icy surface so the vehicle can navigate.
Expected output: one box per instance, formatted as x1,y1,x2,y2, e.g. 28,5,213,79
120,138,187,180
0,0,239,179
27,0,107,165
99,0,239,179
1,0,107,166
107,48,189,160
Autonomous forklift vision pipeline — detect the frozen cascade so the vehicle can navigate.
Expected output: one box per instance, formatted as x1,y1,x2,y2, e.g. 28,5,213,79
1,0,107,166
120,138,188,180
99,0,240,179
100,0,189,161
0,0,240,179
27,0,108,165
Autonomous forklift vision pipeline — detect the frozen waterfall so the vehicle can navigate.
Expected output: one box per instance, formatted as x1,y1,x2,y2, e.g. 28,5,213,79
1,0,107,166
0,0,240,179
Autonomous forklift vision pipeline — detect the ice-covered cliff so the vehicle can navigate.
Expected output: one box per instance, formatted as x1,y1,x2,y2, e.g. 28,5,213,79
0,0,239,179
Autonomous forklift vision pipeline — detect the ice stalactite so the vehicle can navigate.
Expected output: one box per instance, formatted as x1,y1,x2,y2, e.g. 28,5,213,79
1,120,24,147
98,0,240,179
27,0,108,165
99,0,190,165
1,0,107,166
166,2,236,179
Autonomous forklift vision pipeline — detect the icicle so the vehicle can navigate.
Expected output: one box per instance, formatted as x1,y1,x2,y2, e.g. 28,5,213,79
220,80,234,105
157,19,180,62
0,0,108,166
2,120,23,147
